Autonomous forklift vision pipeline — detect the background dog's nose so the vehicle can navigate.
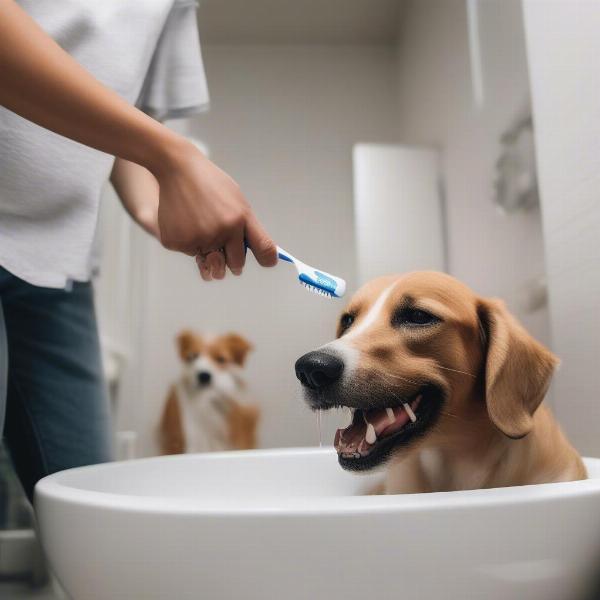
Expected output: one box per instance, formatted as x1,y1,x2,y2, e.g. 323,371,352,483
197,371,212,386
295,351,344,389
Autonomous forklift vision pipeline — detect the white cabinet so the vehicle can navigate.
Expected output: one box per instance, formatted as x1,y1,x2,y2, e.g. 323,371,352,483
353,144,445,285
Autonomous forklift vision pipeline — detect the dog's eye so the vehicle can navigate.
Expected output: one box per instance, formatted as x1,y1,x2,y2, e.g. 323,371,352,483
186,353,199,363
214,355,226,365
393,308,440,328
339,313,355,332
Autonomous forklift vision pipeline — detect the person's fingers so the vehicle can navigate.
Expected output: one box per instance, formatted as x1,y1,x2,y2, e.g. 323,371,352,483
205,250,226,280
198,263,212,281
196,255,212,281
214,252,227,280
224,232,246,276
245,215,277,267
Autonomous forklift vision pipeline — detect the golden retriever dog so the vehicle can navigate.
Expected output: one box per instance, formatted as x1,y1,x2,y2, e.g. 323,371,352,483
159,330,259,455
295,272,585,494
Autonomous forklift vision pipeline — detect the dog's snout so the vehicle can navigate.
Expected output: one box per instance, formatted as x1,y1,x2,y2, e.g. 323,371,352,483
295,351,344,390
197,371,212,386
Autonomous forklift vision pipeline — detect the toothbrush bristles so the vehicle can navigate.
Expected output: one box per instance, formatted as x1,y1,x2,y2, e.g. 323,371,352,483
301,282,334,298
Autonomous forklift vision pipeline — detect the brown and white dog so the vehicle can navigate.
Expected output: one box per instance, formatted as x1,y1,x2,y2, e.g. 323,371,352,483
159,330,259,455
295,272,585,494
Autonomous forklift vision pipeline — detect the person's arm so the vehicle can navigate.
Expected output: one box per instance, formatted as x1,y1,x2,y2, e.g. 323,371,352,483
110,159,161,240
0,0,277,279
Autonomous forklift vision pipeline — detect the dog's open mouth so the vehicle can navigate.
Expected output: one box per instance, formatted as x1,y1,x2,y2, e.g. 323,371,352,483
333,388,442,471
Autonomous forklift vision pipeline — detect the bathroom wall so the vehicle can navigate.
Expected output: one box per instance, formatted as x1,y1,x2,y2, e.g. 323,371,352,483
353,144,445,283
98,1,564,457
523,0,600,456
98,44,399,456
392,0,551,347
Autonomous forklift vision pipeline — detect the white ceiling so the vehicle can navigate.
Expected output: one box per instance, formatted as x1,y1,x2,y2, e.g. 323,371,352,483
197,0,405,45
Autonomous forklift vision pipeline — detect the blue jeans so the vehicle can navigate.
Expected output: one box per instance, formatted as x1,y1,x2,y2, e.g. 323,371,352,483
0,267,113,501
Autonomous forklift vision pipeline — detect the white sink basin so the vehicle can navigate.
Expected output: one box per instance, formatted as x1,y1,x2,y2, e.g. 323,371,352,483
35,448,600,600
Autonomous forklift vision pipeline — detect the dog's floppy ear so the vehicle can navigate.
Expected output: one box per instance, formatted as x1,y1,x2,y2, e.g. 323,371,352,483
176,330,203,362
477,298,559,439
221,333,253,366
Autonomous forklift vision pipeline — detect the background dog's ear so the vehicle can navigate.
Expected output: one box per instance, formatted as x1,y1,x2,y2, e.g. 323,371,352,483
176,330,203,362
221,333,254,366
477,299,559,439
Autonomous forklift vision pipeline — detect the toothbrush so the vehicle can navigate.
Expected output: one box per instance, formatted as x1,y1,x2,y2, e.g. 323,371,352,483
277,246,346,298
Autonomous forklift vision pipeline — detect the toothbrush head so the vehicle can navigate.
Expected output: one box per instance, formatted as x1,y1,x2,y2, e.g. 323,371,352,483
299,270,346,299
276,246,346,299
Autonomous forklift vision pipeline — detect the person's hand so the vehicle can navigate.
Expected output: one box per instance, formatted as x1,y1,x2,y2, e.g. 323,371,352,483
153,139,277,280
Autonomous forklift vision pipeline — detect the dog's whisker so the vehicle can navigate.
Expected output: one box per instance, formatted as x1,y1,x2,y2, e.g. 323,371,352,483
376,370,423,387
438,410,459,418
438,410,468,422
379,365,476,381
437,365,477,379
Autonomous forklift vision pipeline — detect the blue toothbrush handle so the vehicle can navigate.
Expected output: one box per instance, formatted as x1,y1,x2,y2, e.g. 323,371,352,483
277,246,294,263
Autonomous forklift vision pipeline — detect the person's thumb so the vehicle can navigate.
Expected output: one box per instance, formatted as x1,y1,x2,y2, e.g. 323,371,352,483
246,215,277,267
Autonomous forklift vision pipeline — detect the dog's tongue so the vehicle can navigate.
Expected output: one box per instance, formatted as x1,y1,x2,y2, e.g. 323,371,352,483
334,420,365,450
334,405,414,456
370,408,399,434
378,406,413,437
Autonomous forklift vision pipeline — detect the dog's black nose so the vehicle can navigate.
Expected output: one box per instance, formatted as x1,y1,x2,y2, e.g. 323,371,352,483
197,371,212,386
295,351,344,389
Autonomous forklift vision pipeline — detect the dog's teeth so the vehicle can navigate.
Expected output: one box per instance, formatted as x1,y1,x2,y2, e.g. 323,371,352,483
386,408,396,424
403,402,417,423
344,407,353,427
365,423,376,445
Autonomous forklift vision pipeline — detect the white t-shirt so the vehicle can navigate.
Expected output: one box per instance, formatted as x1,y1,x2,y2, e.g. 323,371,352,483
0,0,209,288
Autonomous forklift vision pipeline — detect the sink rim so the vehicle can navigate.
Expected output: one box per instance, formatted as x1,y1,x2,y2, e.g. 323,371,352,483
34,447,600,516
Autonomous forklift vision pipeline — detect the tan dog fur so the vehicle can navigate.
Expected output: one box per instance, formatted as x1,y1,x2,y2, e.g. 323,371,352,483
323,272,585,494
